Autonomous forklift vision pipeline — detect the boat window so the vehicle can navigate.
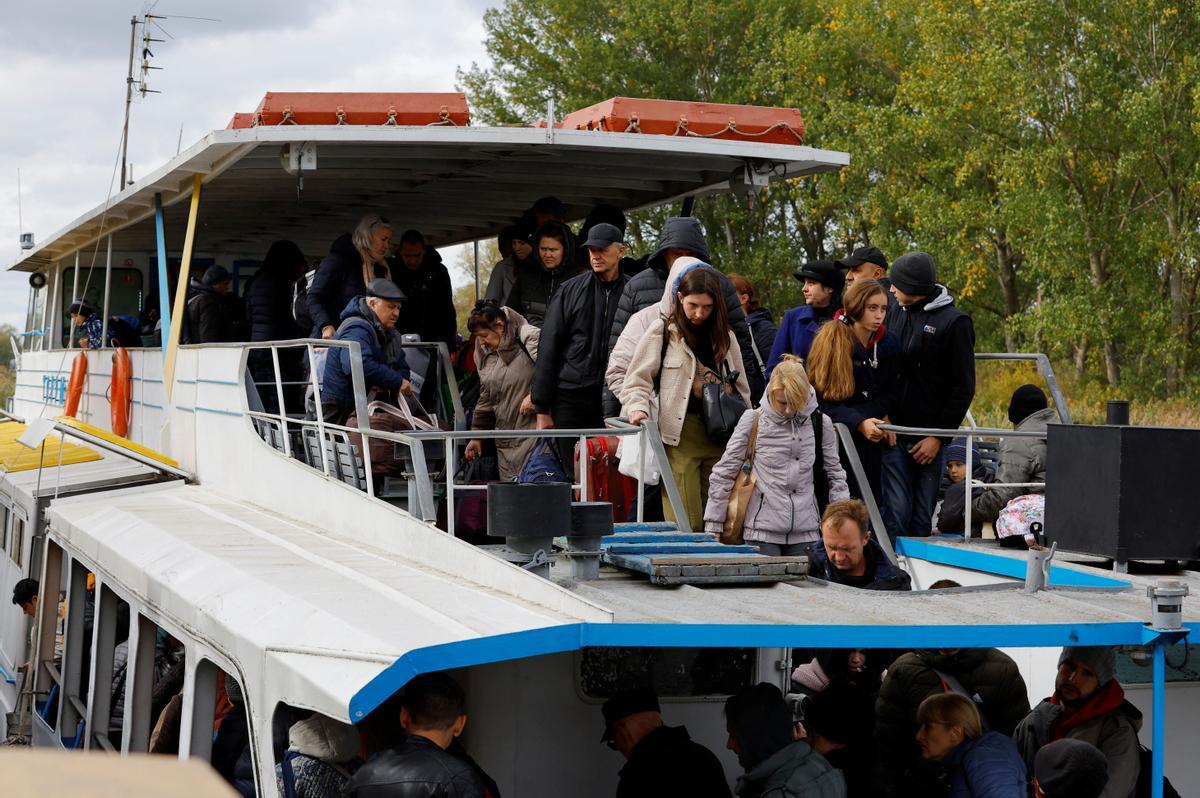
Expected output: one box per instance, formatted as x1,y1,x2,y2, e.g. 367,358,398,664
190,659,257,797
273,702,364,793
578,646,756,700
88,585,129,752
11,517,24,567
1117,644,1200,684
132,622,187,756
1,505,9,554
57,559,93,745
32,541,67,732
59,266,144,348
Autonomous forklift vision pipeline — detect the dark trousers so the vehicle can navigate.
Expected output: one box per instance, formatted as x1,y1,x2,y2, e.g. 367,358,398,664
881,434,946,538
551,386,604,466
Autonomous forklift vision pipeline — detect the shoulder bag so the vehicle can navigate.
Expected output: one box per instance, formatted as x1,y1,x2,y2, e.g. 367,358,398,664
701,364,748,443
722,411,760,545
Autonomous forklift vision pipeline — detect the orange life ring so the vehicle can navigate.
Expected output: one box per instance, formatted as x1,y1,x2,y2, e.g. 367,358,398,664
110,347,133,438
64,352,87,418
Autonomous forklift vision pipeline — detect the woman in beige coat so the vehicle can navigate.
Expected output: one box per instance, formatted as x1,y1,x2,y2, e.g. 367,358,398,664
621,269,751,530
464,302,540,481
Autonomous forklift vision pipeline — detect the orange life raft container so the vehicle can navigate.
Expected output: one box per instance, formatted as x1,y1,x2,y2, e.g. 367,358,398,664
228,92,471,128
555,97,805,144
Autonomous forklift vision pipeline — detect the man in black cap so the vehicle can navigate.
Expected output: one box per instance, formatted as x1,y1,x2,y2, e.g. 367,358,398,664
881,251,975,537
316,278,411,424
765,260,844,378
836,246,897,324
185,264,243,343
606,216,764,410
972,384,1057,525
533,222,630,462
600,686,730,798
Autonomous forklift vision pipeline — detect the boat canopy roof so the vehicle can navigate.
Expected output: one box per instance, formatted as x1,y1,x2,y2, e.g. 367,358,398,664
44,481,1200,725
10,124,849,272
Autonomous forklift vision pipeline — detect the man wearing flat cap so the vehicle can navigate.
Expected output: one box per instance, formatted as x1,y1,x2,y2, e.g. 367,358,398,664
1014,646,1143,798
599,686,730,797
765,260,844,378
315,279,412,424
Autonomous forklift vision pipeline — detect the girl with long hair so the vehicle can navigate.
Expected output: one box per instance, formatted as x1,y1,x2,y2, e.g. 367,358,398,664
805,278,900,503
621,268,751,531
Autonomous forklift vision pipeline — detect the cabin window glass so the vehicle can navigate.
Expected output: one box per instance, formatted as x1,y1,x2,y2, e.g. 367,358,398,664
1,506,9,554
33,541,66,730
87,586,129,752
1117,644,1200,684
126,620,186,755
11,518,24,567
191,660,257,795
578,647,756,700
60,267,144,347
58,560,93,744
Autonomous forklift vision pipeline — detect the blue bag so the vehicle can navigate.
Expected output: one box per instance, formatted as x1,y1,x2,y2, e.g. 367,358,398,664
517,437,569,484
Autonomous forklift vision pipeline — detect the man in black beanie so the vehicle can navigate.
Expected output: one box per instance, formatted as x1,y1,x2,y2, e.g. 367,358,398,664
973,383,1058,523
1033,739,1108,797
882,252,976,537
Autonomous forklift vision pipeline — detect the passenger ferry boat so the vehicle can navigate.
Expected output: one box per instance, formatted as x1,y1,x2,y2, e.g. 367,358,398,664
1,92,1196,796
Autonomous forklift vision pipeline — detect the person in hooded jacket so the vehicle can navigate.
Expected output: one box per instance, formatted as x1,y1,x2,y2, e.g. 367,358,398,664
704,354,849,555
307,214,394,339
463,302,540,481
504,220,581,326
388,229,458,349
726,682,847,798
934,437,994,536
622,268,752,531
484,221,535,303
805,278,900,504
1013,647,1142,798
882,251,976,538
801,684,882,798
972,384,1057,523
875,647,1029,798
317,280,412,425
606,216,764,409
245,240,308,413
186,265,242,343
767,260,844,377
529,222,629,463
275,714,363,798
914,693,1028,798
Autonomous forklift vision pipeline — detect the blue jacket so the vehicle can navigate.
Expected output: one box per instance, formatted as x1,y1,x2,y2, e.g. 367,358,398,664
943,732,1027,798
767,304,834,378
323,298,410,409
808,536,912,590
816,329,901,432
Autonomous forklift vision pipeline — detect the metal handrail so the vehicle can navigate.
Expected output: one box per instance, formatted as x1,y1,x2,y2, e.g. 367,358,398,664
831,422,898,568
878,422,1048,540
974,353,1072,425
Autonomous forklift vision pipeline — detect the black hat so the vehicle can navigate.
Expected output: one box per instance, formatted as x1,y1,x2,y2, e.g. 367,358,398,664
366,278,406,302
836,246,888,271
1034,738,1109,797
599,687,660,742
530,195,567,217
68,300,94,317
793,260,845,293
582,223,624,249
889,251,937,296
202,264,232,287
1008,384,1048,425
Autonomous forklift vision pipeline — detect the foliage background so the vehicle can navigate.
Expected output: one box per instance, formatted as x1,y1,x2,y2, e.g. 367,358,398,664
454,0,1200,425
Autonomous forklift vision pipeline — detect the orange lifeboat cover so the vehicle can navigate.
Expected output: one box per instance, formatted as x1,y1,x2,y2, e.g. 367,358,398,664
228,92,470,128
555,97,805,144
65,352,87,418
110,347,133,438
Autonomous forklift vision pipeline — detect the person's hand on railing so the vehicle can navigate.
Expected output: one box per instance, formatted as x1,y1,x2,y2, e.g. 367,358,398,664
908,435,942,465
628,410,648,427
519,393,535,415
464,439,482,461
859,418,885,443
321,325,336,340
536,412,555,430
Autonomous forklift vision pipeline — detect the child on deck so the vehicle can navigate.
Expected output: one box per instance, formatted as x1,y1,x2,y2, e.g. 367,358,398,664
933,438,993,536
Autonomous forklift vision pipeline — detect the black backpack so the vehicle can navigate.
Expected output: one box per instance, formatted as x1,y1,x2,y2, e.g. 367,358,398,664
1136,745,1180,798
293,269,316,334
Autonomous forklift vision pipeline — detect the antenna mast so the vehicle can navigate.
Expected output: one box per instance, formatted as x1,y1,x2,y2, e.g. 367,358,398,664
120,15,137,191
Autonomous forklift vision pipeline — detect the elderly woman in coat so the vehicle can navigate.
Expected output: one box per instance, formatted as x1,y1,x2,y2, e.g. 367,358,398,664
621,268,751,532
463,301,540,481
704,355,849,556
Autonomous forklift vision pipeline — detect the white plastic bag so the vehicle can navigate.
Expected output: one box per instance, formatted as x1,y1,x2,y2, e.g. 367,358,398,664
616,431,661,485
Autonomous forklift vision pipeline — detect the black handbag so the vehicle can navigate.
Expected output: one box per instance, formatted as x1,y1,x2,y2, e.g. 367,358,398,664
700,366,748,443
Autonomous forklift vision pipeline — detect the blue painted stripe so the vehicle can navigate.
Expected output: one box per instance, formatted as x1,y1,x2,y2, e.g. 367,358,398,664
195,378,241,386
602,533,717,544
0,661,15,685
176,406,196,413
605,543,759,554
347,620,1196,721
894,537,1130,589
195,406,243,417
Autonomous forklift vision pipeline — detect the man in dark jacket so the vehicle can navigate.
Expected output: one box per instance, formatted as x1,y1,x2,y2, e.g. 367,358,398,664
767,260,844,377
875,647,1029,798
388,230,457,349
836,246,898,325
604,216,764,414
244,240,307,413
533,223,629,461
1013,647,1141,798
186,265,242,343
807,500,912,591
318,280,411,424
347,672,485,797
601,686,731,798
882,252,976,538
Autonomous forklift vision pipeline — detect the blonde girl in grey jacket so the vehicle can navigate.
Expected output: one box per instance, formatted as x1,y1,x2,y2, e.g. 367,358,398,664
704,355,849,555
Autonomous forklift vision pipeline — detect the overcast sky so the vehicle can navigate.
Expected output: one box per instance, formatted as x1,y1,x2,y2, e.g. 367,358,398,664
0,0,494,332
